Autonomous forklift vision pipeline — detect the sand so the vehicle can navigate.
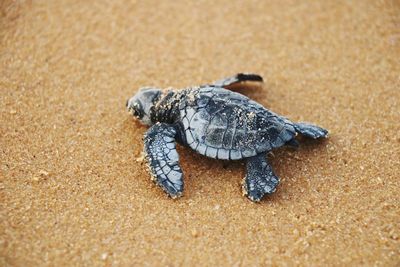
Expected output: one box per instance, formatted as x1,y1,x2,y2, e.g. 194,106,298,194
1,0,399,266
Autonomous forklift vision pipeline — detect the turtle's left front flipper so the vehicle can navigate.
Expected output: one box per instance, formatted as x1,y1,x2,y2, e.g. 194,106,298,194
211,73,263,88
144,123,184,198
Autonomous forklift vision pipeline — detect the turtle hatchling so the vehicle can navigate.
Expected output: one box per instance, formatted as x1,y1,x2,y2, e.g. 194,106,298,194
126,73,328,202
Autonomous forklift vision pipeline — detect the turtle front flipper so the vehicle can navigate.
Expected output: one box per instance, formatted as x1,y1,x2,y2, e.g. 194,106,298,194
144,123,184,198
242,153,279,202
211,73,263,88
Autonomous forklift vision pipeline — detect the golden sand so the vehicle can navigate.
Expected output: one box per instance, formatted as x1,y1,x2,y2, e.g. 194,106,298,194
1,0,399,266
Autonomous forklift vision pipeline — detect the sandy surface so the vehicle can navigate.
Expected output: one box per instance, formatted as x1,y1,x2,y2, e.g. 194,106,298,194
1,0,399,266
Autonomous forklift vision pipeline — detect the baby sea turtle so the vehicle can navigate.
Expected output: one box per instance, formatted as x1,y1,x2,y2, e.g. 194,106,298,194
127,73,328,202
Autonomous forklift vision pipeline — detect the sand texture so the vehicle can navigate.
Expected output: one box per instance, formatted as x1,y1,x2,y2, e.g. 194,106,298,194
1,0,399,266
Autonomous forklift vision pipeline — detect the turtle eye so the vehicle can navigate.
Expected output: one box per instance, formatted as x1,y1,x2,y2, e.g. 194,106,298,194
132,102,144,119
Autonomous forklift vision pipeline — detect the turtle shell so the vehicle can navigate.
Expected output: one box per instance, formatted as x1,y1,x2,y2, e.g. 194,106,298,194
177,86,296,160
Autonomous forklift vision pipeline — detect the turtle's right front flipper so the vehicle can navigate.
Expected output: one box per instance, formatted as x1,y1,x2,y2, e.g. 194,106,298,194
211,73,264,88
144,123,184,198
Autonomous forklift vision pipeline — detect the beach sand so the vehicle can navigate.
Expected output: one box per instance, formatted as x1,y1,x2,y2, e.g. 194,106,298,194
1,0,399,266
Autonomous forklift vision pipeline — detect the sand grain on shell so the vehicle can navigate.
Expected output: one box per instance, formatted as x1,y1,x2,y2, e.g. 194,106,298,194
1,0,399,266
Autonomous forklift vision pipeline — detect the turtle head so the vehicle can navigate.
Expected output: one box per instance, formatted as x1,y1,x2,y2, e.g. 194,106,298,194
126,87,162,125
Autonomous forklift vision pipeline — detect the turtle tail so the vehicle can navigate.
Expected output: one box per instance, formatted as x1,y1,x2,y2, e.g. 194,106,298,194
294,122,328,139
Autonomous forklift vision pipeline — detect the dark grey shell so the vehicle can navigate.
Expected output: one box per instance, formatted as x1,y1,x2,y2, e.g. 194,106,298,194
178,86,296,160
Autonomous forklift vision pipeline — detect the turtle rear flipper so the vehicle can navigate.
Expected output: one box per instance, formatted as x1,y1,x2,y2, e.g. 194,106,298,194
242,153,279,202
211,73,263,88
144,123,184,198
294,122,328,139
